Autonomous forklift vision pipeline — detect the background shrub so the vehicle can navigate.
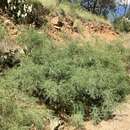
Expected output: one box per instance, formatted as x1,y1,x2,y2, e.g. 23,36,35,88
0,0,32,22
0,0,49,27
113,17,130,32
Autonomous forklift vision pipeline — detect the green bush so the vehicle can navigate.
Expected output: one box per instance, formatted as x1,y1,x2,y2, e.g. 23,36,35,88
5,30,129,123
113,17,130,32
17,28,44,51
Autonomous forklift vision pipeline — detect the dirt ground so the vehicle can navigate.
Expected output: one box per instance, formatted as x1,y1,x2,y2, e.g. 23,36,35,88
84,96,130,130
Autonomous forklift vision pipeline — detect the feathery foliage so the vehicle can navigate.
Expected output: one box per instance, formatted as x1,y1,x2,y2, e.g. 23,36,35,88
1,29,128,124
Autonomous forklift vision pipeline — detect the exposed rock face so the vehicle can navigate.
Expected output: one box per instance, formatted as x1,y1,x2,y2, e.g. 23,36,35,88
0,40,22,72
43,118,64,130
48,14,118,42
51,16,64,30
0,40,23,53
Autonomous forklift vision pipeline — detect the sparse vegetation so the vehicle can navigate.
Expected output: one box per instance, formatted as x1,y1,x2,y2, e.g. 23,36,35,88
0,85,53,130
70,111,84,129
0,23,6,40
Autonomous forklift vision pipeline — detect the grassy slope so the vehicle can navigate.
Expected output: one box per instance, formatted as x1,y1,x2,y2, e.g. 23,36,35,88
0,1,130,130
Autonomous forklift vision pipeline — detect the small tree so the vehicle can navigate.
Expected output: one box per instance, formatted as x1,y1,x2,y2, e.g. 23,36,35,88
81,0,115,16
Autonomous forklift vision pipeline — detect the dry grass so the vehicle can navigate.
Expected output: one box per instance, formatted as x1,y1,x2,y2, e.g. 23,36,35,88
36,0,110,24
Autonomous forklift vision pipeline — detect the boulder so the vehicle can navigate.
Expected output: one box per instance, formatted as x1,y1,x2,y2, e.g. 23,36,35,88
51,17,64,28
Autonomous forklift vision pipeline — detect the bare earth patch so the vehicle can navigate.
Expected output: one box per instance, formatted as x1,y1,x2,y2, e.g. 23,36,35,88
47,15,119,42
84,97,130,130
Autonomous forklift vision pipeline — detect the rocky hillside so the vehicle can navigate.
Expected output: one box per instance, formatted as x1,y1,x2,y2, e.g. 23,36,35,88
0,1,119,45
1,1,130,130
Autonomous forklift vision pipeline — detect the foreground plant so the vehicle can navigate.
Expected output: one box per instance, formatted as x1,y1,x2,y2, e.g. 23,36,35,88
3,29,128,124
